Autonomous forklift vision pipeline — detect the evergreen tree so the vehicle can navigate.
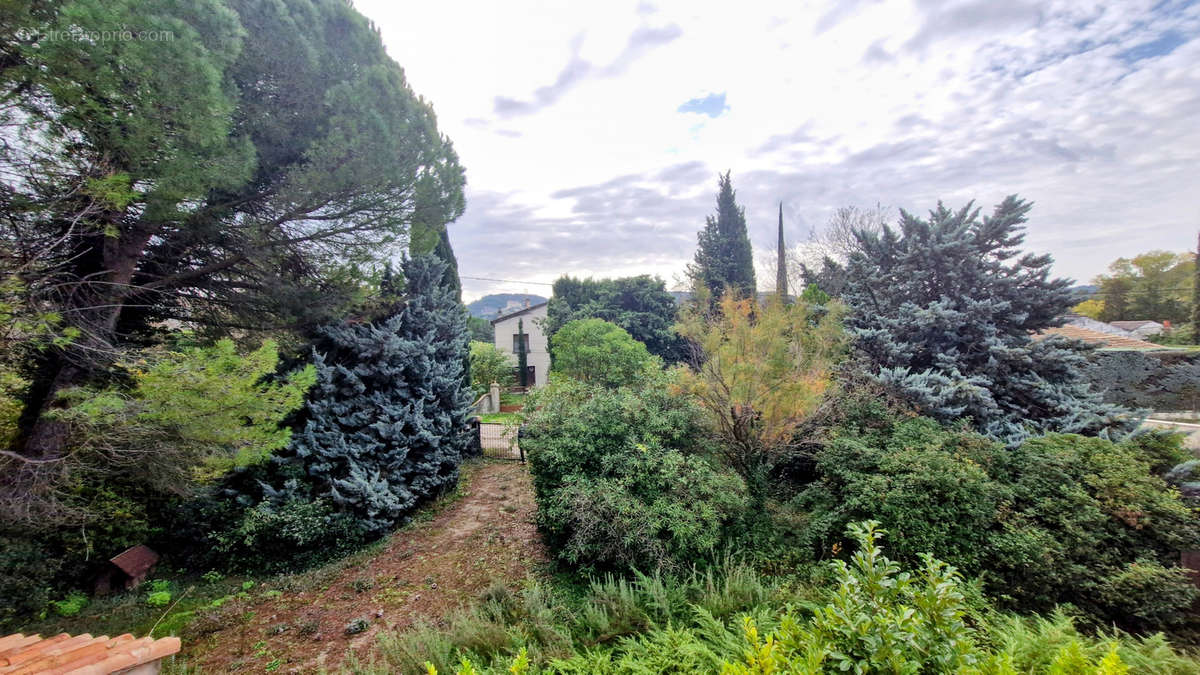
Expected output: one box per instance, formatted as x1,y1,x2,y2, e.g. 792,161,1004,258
842,196,1135,445
274,255,471,535
688,172,756,301
776,202,788,299
433,226,462,302
1194,231,1200,342
517,318,529,387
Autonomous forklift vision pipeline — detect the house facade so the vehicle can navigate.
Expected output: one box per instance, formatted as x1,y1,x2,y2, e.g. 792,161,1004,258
490,300,550,388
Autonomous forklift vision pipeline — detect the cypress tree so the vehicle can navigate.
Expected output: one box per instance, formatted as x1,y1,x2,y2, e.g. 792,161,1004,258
1193,230,1199,343
776,202,788,299
274,255,472,535
517,318,529,387
842,196,1135,445
689,171,756,301
434,226,463,302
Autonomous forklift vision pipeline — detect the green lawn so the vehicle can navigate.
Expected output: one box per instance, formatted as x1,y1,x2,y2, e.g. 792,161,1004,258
479,412,522,425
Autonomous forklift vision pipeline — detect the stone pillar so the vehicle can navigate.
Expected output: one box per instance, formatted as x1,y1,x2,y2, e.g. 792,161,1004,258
489,381,501,414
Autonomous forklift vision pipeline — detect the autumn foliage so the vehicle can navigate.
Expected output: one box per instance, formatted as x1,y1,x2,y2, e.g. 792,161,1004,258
673,293,846,504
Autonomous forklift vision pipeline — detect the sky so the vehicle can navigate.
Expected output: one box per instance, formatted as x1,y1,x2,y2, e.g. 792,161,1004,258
356,0,1200,302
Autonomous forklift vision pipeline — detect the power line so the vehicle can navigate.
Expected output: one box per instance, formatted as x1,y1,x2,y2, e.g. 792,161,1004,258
461,275,553,286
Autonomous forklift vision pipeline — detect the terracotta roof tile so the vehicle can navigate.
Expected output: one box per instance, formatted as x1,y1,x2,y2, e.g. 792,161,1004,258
1035,324,1161,350
0,633,178,675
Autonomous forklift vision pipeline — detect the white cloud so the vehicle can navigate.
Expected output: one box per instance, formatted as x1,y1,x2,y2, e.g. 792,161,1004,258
356,0,1200,301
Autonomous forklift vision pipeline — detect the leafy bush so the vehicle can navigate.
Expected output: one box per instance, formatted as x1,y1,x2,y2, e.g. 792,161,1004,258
523,376,746,572
375,523,1200,675
49,591,89,617
53,338,315,488
213,497,369,574
468,341,515,397
146,591,172,607
674,292,845,509
1099,560,1200,633
792,407,1200,629
2,561,54,630
544,274,687,364
727,521,978,673
549,318,661,388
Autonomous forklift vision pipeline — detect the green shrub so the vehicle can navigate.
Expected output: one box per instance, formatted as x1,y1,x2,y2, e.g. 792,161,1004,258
549,319,660,388
523,377,745,572
1099,560,1199,632
213,497,368,573
792,409,1200,631
394,524,1200,675
727,521,978,673
0,534,59,630
1121,429,1193,475
50,591,89,617
146,590,172,607
468,341,515,397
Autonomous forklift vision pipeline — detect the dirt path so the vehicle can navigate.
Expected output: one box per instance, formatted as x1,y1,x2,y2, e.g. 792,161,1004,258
183,460,547,673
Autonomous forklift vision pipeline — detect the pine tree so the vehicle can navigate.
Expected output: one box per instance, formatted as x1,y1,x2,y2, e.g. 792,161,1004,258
842,196,1135,445
275,255,471,535
689,172,756,301
776,202,788,299
517,318,529,387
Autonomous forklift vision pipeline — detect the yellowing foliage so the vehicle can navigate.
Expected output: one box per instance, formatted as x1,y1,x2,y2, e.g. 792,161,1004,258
673,293,846,503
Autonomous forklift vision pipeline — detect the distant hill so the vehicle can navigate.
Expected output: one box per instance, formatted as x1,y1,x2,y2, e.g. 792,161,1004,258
467,293,547,319
1070,284,1099,302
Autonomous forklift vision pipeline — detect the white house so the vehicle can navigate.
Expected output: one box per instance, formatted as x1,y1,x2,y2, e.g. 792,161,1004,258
490,300,550,388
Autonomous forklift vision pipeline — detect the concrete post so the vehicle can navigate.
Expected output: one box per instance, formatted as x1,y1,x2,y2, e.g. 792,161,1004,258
489,381,501,414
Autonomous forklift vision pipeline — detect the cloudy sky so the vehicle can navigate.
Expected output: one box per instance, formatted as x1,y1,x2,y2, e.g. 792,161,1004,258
357,0,1200,302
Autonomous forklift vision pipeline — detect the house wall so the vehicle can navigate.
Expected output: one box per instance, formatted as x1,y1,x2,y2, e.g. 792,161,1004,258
492,304,550,387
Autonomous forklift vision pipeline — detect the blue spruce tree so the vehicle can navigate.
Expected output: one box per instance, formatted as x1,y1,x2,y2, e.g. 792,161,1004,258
842,196,1135,445
279,255,472,534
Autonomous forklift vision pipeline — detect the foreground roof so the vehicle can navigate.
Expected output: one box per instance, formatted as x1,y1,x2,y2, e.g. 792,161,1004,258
1035,324,1161,350
0,632,180,674
489,301,548,325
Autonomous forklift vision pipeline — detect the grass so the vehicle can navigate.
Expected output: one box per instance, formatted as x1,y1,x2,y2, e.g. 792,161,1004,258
499,391,526,407
479,412,522,425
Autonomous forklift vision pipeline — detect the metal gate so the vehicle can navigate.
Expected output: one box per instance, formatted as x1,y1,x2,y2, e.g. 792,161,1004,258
479,422,523,461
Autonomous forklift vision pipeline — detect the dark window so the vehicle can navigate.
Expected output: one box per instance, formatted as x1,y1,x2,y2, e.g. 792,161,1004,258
512,333,529,353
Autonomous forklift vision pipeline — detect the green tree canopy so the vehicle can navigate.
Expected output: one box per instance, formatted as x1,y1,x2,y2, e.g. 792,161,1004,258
545,275,685,363
688,171,756,302
1095,250,1193,323
2,0,464,460
551,319,660,389
468,341,515,397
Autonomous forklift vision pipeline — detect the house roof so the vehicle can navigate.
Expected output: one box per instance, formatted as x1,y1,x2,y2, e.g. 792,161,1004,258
109,545,159,578
489,301,548,325
0,632,179,674
1035,324,1161,350
1109,320,1164,330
